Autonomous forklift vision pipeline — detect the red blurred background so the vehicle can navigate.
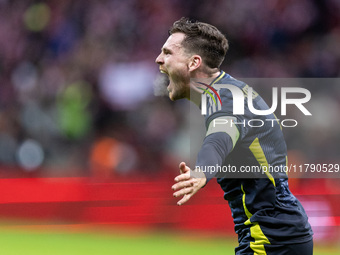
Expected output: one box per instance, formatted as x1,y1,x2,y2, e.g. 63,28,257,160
0,173,339,243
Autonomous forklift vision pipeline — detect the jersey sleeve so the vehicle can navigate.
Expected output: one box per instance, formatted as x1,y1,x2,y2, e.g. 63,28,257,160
204,86,248,141
195,132,234,183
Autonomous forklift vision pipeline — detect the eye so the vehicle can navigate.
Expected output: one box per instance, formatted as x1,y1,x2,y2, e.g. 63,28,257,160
163,49,171,55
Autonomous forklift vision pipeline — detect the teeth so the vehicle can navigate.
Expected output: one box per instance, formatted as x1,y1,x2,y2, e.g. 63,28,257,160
160,70,168,75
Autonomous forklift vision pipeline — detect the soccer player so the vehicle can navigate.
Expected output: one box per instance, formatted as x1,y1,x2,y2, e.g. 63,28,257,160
155,18,313,255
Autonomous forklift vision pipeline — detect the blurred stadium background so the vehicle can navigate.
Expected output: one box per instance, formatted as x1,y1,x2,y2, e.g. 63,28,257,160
0,0,340,254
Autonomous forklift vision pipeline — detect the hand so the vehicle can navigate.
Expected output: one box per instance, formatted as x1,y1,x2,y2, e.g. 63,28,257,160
171,162,207,206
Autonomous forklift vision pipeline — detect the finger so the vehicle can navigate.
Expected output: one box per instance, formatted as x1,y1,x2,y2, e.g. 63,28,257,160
177,194,192,206
174,172,190,182
173,186,194,198
172,179,195,191
179,162,190,174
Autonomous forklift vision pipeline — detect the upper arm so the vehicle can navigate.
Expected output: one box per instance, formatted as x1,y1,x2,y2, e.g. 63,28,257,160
206,116,240,149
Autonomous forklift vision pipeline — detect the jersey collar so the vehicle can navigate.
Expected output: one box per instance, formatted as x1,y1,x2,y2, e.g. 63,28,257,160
210,71,229,85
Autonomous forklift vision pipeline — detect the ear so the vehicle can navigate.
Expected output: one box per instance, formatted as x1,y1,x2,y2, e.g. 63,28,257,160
188,55,202,72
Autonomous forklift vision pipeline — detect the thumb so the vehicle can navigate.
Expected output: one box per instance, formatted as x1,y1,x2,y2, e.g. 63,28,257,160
179,162,190,174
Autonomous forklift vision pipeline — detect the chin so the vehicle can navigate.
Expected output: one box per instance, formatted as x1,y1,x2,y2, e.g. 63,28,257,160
168,80,189,101
169,91,186,101
168,92,177,101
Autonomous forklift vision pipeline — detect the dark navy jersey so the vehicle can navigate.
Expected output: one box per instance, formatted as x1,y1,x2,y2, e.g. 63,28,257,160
197,71,313,252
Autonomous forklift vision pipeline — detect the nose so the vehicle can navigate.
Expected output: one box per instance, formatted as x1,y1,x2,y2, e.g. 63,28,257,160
155,53,163,65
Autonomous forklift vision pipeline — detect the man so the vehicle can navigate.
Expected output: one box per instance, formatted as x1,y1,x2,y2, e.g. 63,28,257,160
155,17,313,255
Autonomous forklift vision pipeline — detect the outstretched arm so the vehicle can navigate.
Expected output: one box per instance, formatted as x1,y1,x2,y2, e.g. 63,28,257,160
172,131,234,205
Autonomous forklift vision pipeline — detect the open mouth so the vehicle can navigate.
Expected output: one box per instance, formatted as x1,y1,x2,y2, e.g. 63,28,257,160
159,69,170,90
159,68,169,76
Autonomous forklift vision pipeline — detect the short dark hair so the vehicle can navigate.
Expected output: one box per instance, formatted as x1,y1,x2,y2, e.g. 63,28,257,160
169,17,229,69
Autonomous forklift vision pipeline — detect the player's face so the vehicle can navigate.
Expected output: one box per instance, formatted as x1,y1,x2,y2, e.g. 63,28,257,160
155,33,191,101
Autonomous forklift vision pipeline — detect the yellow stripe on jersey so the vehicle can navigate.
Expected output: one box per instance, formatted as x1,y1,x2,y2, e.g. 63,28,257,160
249,137,276,187
241,185,253,219
211,71,225,85
249,223,271,254
241,184,271,254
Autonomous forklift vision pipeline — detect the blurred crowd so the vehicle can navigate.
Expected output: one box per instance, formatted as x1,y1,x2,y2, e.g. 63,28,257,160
0,0,339,178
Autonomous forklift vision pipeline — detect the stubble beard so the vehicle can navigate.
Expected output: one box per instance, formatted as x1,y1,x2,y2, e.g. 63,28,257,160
168,69,190,101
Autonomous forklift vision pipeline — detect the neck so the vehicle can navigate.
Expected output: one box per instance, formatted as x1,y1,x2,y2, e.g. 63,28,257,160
195,68,221,80
189,69,221,107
